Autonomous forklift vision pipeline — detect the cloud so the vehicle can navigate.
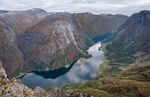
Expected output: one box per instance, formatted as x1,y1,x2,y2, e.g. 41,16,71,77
0,0,150,15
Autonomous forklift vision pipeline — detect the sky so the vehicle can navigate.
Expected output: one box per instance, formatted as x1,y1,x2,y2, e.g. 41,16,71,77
0,0,150,15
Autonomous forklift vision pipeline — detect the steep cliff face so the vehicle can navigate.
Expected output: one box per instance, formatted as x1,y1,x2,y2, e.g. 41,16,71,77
0,9,48,77
19,14,85,72
0,25,24,78
18,13,127,74
0,9,127,78
116,10,150,47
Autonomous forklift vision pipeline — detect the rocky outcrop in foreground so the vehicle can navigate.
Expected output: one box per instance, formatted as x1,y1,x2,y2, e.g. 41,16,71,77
0,62,34,97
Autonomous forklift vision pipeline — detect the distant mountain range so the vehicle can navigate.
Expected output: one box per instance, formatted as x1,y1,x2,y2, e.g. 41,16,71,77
0,10,9,14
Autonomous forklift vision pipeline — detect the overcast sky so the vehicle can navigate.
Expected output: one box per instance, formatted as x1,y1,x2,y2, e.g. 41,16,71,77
0,0,150,15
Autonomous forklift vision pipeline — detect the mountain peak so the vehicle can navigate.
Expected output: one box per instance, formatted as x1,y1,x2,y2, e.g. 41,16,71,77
28,8,46,12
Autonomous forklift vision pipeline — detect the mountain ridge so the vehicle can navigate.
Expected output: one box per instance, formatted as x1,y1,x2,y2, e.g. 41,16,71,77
62,10,150,97
0,8,127,78
1,9,150,97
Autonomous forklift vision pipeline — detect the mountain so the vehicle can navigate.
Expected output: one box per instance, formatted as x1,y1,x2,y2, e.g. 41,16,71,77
104,10,150,67
117,10,150,58
0,10,9,14
62,10,150,97
17,12,127,77
73,13,127,37
1,8,150,96
0,9,127,78
19,13,87,73
0,8,48,77
1,8,150,97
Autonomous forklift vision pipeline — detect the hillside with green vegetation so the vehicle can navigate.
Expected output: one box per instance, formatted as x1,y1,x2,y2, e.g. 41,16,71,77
63,42,150,97
63,10,150,97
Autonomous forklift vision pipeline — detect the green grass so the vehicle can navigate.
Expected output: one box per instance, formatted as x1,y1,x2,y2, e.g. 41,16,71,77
100,62,105,71
101,45,107,54
105,40,137,64
100,40,138,75
98,59,109,74
63,83,83,90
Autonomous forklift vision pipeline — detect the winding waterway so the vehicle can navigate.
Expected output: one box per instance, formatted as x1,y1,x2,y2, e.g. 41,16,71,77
21,42,104,88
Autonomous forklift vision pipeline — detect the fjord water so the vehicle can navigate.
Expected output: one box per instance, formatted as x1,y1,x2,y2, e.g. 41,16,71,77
21,42,104,88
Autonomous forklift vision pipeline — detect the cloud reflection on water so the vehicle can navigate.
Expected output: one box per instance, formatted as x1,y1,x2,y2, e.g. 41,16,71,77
21,42,104,88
